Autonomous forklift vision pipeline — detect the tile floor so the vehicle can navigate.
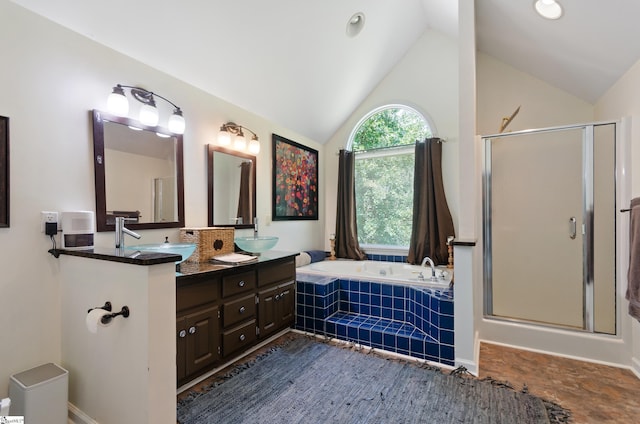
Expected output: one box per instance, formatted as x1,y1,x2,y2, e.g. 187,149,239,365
479,342,640,424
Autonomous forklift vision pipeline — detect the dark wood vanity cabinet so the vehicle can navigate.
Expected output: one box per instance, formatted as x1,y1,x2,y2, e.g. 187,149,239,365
176,255,296,386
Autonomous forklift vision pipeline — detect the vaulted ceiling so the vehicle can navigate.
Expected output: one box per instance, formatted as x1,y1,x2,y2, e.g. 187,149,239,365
11,0,640,143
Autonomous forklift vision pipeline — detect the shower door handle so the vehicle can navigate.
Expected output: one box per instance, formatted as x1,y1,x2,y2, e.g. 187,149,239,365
569,217,577,239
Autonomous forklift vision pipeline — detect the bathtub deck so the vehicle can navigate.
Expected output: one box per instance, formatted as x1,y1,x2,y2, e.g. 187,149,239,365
296,273,454,365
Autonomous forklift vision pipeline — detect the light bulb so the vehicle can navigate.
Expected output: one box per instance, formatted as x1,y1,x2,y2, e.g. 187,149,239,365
234,133,247,151
218,127,231,146
139,104,159,127
167,110,185,134
107,86,129,116
248,137,260,155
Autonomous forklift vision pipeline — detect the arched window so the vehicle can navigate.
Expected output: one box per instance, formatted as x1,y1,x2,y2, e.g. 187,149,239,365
348,105,433,249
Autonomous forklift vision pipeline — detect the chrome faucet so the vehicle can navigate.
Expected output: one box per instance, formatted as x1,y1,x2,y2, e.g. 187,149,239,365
421,257,438,282
253,217,258,238
115,217,141,251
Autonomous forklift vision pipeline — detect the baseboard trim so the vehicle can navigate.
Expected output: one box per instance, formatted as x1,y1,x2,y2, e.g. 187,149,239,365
631,356,640,379
68,402,98,424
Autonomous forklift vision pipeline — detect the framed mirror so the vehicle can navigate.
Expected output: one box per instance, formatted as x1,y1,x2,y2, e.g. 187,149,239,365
207,144,256,228
92,109,185,232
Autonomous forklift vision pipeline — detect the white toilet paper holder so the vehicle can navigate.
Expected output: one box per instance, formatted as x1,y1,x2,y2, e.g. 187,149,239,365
87,301,130,324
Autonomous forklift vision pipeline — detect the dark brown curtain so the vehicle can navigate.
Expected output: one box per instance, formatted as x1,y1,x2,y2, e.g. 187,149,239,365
407,138,455,265
236,161,252,224
335,150,366,260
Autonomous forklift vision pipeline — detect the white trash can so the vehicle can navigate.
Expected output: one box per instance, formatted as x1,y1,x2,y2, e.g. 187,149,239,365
9,363,68,424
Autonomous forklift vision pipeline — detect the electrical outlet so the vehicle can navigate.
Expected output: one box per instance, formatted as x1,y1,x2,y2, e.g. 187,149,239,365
41,211,58,233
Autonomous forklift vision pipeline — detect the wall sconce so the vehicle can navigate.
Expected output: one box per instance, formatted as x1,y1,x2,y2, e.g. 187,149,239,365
107,84,185,134
217,122,260,154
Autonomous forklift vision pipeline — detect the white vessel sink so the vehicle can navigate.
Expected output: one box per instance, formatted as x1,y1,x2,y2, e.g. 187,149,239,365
234,236,279,254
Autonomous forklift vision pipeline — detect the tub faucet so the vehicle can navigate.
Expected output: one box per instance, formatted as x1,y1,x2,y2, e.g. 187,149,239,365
115,217,141,251
421,257,438,282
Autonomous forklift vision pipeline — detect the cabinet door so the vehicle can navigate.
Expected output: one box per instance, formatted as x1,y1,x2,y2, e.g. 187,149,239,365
184,304,221,377
258,285,279,337
258,281,295,338
278,281,295,324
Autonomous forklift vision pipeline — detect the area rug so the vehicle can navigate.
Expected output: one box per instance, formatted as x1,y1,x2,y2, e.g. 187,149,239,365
177,336,571,424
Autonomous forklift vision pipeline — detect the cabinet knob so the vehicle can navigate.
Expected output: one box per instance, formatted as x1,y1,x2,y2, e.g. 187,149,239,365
281,291,287,298
188,326,197,334
239,334,246,341
275,294,280,301
238,280,245,287
178,329,187,338
239,306,246,314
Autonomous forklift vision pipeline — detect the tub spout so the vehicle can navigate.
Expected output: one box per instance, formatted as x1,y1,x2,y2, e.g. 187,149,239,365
421,257,438,282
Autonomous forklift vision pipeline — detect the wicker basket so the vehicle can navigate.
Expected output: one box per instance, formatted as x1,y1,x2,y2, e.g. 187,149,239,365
179,227,235,263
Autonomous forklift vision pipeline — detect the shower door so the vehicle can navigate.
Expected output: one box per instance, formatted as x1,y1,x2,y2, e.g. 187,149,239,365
483,123,616,333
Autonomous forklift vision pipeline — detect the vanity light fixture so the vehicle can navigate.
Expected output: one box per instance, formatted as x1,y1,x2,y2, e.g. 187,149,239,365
107,84,186,134
217,122,260,154
534,0,563,20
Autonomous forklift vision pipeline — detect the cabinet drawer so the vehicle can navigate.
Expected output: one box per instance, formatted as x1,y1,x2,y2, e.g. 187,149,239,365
222,270,256,297
223,294,256,328
258,260,295,287
177,277,220,312
223,320,256,356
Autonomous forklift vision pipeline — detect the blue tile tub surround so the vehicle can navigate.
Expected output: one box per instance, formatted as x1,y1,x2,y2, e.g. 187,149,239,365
295,273,454,366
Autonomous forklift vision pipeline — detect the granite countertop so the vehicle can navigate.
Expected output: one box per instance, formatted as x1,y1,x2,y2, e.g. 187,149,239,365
51,247,298,274
49,247,181,266
177,250,298,278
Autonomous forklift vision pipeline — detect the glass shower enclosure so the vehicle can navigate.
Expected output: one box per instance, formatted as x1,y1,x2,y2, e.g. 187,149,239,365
482,122,617,334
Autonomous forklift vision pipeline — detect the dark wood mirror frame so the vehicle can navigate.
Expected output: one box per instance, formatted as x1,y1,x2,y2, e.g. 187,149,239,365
207,144,256,229
0,116,8,228
92,109,185,232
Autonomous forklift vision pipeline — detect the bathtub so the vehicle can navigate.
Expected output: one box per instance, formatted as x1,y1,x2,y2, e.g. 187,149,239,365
297,259,452,288
295,259,455,365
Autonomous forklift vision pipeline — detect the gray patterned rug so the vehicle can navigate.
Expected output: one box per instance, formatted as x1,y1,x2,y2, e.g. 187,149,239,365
177,336,571,424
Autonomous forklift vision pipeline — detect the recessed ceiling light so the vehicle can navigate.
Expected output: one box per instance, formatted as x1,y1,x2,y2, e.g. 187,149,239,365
534,0,563,20
346,12,365,38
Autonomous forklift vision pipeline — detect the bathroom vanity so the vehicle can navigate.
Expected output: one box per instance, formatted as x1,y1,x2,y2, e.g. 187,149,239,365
176,251,297,386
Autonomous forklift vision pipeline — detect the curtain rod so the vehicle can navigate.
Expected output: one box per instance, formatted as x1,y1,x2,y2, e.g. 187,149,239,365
336,137,447,155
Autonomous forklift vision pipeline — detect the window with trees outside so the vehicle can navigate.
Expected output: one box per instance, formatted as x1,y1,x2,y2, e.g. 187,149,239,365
349,105,432,249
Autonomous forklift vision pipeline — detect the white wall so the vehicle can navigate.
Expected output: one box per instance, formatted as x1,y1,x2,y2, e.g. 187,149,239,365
0,1,322,399
324,29,460,250
476,52,594,136
596,58,640,376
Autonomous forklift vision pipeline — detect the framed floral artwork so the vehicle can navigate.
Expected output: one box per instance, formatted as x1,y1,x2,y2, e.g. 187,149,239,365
272,134,318,220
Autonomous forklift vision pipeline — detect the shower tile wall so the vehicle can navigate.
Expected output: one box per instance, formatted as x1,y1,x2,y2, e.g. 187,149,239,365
295,274,454,366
